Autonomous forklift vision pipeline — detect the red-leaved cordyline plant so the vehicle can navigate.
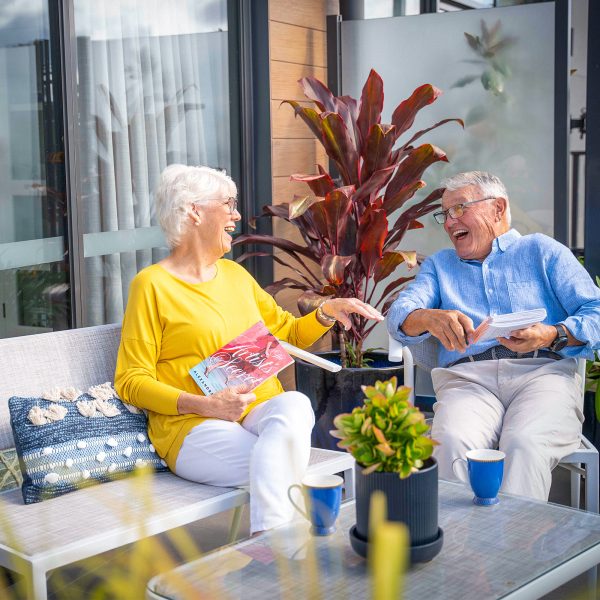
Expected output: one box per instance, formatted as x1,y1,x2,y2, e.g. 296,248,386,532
234,69,463,367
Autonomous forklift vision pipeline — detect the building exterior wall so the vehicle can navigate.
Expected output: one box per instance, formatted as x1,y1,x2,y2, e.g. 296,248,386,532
268,1,333,388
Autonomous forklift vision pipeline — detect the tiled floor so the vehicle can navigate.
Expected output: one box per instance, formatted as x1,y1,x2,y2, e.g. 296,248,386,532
0,467,596,599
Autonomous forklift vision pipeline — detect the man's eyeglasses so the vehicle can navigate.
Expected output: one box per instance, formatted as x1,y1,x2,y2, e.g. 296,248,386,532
432,197,496,224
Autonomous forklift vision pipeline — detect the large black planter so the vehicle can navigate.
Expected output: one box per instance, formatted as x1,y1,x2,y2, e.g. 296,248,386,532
295,351,402,451
350,459,443,563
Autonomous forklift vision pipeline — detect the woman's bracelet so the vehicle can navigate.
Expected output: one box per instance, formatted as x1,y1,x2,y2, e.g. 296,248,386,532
316,303,337,325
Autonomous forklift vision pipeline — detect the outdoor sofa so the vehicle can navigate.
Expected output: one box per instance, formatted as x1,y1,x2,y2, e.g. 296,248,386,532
0,323,355,600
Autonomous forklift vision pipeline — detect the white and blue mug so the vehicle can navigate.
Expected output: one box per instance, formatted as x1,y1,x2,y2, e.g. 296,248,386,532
452,449,505,506
288,474,343,535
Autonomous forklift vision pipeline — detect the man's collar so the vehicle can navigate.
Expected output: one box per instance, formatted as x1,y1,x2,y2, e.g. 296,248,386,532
494,228,521,252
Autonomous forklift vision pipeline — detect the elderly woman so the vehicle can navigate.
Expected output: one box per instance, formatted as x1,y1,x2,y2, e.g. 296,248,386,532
114,164,382,534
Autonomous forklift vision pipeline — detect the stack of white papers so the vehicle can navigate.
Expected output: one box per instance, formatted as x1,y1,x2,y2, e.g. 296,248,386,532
469,309,547,344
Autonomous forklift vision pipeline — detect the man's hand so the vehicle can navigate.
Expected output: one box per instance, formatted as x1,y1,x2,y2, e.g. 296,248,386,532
497,323,557,353
178,385,256,421
402,308,475,353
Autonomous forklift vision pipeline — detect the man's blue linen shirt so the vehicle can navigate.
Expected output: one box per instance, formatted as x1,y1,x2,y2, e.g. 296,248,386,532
387,229,600,367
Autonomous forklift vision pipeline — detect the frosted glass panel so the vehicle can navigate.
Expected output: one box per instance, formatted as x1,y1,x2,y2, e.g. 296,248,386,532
341,3,555,258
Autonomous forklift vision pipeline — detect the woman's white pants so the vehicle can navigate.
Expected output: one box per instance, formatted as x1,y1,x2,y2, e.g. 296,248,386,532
175,391,315,533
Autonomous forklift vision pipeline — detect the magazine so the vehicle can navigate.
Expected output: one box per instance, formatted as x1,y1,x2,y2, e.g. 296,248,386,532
189,322,294,395
469,308,547,345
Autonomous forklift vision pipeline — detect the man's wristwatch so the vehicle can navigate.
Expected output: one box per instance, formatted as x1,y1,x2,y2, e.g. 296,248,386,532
549,324,569,352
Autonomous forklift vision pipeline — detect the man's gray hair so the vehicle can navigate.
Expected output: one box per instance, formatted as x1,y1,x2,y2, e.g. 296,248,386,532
155,164,237,248
441,171,511,225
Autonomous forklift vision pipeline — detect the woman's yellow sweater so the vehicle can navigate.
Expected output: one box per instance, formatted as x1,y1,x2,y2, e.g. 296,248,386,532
114,260,330,471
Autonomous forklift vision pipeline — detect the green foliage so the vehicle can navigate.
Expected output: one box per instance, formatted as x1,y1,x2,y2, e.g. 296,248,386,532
331,377,438,479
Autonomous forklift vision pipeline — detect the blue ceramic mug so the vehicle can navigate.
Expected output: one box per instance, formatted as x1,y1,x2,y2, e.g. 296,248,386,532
452,449,505,506
288,474,343,535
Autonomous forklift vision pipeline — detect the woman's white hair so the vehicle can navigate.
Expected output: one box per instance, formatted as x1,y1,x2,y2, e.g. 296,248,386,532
441,170,511,225
155,164,237,248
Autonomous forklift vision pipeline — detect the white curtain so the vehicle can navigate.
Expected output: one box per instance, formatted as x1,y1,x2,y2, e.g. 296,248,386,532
75,0,229,325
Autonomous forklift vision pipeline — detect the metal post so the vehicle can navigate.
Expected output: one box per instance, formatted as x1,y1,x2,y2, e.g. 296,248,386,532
584,0,600,277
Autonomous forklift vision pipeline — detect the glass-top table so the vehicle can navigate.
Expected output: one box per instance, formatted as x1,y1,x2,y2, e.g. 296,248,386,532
147,480,600,599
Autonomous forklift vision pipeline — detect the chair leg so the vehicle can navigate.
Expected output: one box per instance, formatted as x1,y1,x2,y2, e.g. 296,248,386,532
571,468,582,509
228,505,245,543
586,454,600,513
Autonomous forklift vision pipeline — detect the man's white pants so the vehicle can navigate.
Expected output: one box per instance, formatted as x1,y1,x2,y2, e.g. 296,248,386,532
175,391,314,533
431,358,583,501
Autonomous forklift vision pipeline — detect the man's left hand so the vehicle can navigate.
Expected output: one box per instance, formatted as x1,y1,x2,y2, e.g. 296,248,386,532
497,323,557,353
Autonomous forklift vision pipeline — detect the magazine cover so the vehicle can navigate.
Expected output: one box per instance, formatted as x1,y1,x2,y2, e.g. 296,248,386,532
189,322,294,395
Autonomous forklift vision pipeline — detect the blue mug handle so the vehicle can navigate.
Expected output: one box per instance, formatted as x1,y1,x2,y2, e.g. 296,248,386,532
452,457,468,483
287,484,309,520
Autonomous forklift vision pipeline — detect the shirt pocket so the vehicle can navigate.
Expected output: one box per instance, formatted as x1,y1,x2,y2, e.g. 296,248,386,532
506,280,546,312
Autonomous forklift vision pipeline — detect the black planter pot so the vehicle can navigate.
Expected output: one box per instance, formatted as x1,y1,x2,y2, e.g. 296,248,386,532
349,459,443,563
295,351,402,451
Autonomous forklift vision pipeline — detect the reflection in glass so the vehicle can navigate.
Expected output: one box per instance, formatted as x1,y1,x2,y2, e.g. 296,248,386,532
0,1,70,338
341,3,555,260
74,0,230,325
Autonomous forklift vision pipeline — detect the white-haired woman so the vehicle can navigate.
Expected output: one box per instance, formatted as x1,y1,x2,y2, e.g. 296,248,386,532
115,164,382,534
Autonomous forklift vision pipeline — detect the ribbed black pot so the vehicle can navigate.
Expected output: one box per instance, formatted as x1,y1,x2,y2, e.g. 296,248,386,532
355,459,440,551
295,351,402,451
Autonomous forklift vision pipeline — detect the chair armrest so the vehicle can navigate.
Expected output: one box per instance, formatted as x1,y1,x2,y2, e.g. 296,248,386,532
388,335,415,403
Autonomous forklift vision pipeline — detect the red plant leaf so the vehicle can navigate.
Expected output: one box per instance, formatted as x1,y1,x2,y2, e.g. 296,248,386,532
298,76,337,112
354,167,396,206
359,124,396,184
321,254,352,285
233,233,317,260
391,84,442,141
310,188,354,251
384,144,448,205
400,117,465,151
289,195,323,219
265,277,311,297
373,251,418,283
320,112,360,186
290,171,336,197
382,180,426,215
356,69,384,154
280,100,322,140
298,291,332,316
357,206,388,279
408,220,424,230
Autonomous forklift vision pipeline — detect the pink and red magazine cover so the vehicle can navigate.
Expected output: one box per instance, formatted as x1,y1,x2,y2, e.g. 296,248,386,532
189,322,293,395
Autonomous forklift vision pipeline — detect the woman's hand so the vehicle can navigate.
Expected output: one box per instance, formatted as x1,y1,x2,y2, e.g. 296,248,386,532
320,298,384,330
178,386,256,421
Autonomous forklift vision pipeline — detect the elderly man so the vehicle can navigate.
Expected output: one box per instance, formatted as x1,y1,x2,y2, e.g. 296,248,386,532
387,171,600,501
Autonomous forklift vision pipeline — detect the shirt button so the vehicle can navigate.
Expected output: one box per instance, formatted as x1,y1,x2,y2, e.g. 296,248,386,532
488,288,493,294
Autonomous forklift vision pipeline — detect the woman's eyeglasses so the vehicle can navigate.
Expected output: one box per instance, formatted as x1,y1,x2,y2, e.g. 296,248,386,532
199,196,239,214
432,197,496,224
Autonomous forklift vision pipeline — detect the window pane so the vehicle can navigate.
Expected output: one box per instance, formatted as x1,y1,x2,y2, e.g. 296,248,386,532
0,1,70,338
73,0,231,325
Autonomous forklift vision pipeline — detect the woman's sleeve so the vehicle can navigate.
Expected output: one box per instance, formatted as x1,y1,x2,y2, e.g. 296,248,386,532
114,275,181,415
252,280,331,349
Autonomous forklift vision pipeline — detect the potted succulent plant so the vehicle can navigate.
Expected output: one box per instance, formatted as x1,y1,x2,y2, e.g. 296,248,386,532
331,377,443,563
233,69,462,449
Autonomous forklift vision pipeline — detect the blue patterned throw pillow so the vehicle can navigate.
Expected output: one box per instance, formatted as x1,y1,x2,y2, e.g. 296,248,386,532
8,393,168,504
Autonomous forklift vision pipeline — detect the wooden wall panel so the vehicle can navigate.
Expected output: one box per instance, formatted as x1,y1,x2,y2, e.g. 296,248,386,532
271,62,326,101
271,100,315,139
270,0,328,31
268,0,333,389
270,21,326,67
272,139,327,178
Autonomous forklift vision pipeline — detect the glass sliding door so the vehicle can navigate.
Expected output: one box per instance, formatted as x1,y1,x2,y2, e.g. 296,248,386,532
0,1,70,338
72,0,231,326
